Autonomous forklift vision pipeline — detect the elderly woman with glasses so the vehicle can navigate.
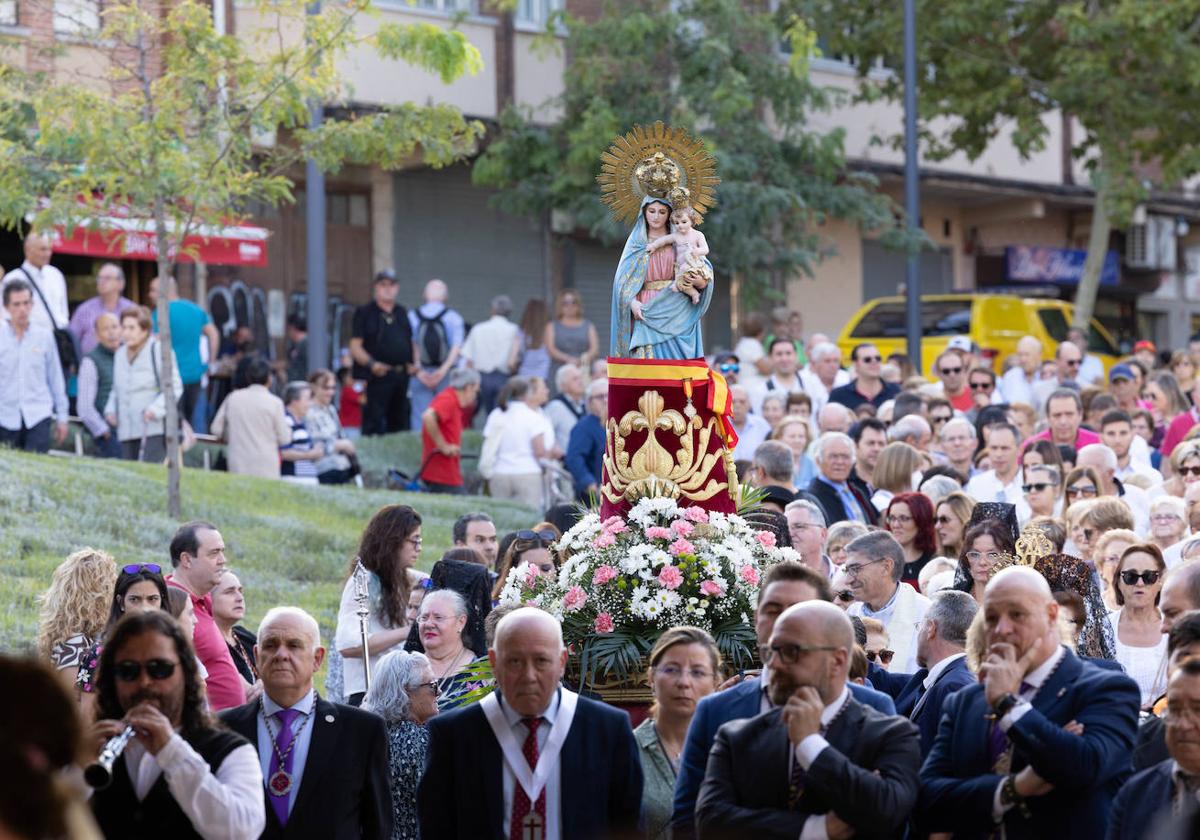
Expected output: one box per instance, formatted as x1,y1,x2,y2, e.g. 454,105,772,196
824,521,869,568
417,589,487,711
1148,495,1189,553
362,650,438,840
1108,543,1168,706
491,522,560,601
635,626,721,840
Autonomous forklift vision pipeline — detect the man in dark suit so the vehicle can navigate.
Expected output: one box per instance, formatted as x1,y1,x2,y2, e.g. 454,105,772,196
919,566,1141,839
696,601,921,839
220,607,391,840
1109,659,1200,839
883,590,977,755
418,607,643,839
806,432,877,526
672,561,895,836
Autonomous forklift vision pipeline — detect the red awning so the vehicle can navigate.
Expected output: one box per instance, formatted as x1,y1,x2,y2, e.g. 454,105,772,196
47,217,269,267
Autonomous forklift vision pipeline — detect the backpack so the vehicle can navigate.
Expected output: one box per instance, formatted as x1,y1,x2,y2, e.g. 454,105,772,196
415,307,451,369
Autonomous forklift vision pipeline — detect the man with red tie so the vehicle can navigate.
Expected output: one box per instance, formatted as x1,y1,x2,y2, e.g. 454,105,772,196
419,607,644,839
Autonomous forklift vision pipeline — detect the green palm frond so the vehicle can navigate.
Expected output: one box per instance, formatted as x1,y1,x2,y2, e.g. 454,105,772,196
737,483,766,515
711,615,759,674
449,657,495,707
576,626,652,688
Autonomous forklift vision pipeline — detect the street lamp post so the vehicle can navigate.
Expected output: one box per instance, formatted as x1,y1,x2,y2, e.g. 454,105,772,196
903,0,922,372
305,0,328,374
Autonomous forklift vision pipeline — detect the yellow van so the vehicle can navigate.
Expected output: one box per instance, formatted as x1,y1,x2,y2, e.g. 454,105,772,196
836,294,1120,377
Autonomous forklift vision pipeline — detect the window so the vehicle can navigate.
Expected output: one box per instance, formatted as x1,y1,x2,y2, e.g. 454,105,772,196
0,0,15,27
516,0,561,26
848,300,972,339
55,0,100,34
411,0,475,12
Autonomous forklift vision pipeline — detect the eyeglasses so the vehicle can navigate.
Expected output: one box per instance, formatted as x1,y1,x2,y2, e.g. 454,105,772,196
970,381,994,391
1065,485,1098,497
788,522,820,533
931,414,952,424
122,563,162,575
114,659,177,682
516,529,557,545
1022,482,1055,493
1065,359,1082,367
864,648,895,665
858,355,882,364
718,363,740,375
418,612,456,624
965,550,1003,562
842,558,886,578
1120,569,1162,586
940,366,963,376
887,514,913,525
1152,513,1183,523
762,643,837,665
411,680,440,695
406,536,423,548
1180,466,1200,478
934,515,956,525
654,664,714,681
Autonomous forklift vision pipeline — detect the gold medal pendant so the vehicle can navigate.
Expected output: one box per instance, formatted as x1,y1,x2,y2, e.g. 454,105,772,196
268,769,293,797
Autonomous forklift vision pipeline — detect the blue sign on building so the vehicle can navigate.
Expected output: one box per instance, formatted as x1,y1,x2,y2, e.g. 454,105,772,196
1005,246,1120,287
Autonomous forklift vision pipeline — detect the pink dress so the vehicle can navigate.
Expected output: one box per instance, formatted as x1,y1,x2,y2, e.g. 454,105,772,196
637,246,676,305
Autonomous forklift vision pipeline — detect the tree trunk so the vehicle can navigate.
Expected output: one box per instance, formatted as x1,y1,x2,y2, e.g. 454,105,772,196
1072,171,1112,330
154,195,182,518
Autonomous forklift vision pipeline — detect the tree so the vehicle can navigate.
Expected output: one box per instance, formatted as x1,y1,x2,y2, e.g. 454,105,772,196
472,0,917,306
793,0,1200,327
0,0,486,516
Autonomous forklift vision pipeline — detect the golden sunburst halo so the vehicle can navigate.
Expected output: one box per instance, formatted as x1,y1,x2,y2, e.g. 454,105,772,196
597,121,719,225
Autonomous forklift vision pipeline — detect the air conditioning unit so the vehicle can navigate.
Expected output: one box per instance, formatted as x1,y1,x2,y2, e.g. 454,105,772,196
1127,215,1178,271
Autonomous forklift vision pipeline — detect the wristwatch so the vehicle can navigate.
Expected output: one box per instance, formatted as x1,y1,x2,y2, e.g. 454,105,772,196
992,692,1020,719
1000,774,1032,817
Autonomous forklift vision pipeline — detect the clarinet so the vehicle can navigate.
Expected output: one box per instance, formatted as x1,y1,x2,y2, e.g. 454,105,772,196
354,561,373,693
85,725,136,789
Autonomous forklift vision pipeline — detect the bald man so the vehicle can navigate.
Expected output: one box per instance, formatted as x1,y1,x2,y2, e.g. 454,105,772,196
408,278,465,431
696,601,920,838
1000,336,1044,407
1,232,67,334
918,567,1140,839
418,607,642,839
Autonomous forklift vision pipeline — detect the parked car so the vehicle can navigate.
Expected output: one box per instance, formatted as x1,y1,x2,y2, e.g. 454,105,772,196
836,294,1120,377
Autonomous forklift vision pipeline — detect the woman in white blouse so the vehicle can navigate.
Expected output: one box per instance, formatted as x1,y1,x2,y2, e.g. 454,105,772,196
1107,542,1168,708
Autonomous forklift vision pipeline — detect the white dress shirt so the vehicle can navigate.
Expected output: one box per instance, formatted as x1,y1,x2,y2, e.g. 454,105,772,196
255,689,317,818
793,684,852,840
922,652,967,693
999,366,1039,408
1077,353,1104,387
2,261,69,332
992,644,1067,819
500,690,563,840
121,732,265,840
462,315,520,374
799,368,851,414
964,469,1032,521
731,412,771,460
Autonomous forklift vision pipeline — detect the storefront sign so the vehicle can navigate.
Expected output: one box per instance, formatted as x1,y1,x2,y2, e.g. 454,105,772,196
1004,246,1119,287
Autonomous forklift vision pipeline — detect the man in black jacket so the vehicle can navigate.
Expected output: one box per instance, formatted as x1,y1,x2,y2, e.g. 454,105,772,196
220,607,391,840
696,601,920,839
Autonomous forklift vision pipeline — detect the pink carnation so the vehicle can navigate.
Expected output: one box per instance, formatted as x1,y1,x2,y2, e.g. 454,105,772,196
700,579,725,597
592,532,616,548
563,585,588,612
592,565,618,585
524,565,541,586
645,526,672,540
601,516,629,534
739,565,760,586
683,506,710,523
594,613,615,633
669,538,696,557
755,530,777,549
658,565,684,589
671,519,695,537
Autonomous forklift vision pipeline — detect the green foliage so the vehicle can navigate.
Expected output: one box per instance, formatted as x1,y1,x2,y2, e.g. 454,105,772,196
472,0,919,304
0,448,533,654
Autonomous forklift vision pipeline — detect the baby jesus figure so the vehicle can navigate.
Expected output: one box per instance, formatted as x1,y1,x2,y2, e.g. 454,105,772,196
646,206,710,304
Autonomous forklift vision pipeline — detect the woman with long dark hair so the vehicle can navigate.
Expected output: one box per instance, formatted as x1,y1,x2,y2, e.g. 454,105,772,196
336,504,424,706
883,492,938,586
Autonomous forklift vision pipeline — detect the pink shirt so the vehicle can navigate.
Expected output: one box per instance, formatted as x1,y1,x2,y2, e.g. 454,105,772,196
166,576,246,711
1022,426,1102,452
1162,408,1200,458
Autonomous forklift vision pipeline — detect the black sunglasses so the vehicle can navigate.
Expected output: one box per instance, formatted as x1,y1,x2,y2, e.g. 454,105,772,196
122,563,162,575
1120,570,1161,586
940,366,963,375
1180,466,1200,478
970,381,993,391
864,649,895,665
114,659,177,682
516,529,557,544
857,355,882,364
1022,482,1055,493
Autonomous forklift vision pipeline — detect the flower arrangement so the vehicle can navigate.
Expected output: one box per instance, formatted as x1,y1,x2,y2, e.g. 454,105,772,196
497,497,799,686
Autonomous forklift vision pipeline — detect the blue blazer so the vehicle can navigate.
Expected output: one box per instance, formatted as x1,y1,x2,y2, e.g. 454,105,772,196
918,647,1140,839
1106,759,1174,840
417,692,643,839
909,656,975,756
564,414,604,496
671,675,895,835
867,662,921,707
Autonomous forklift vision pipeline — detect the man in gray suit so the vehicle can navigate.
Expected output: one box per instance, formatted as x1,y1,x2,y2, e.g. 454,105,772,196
696,601,920,839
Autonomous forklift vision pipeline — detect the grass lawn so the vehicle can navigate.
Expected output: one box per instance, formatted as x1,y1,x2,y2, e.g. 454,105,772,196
0,445,535,657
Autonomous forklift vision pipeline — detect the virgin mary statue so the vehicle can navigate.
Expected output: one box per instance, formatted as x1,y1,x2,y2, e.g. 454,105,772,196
609,195,713,359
